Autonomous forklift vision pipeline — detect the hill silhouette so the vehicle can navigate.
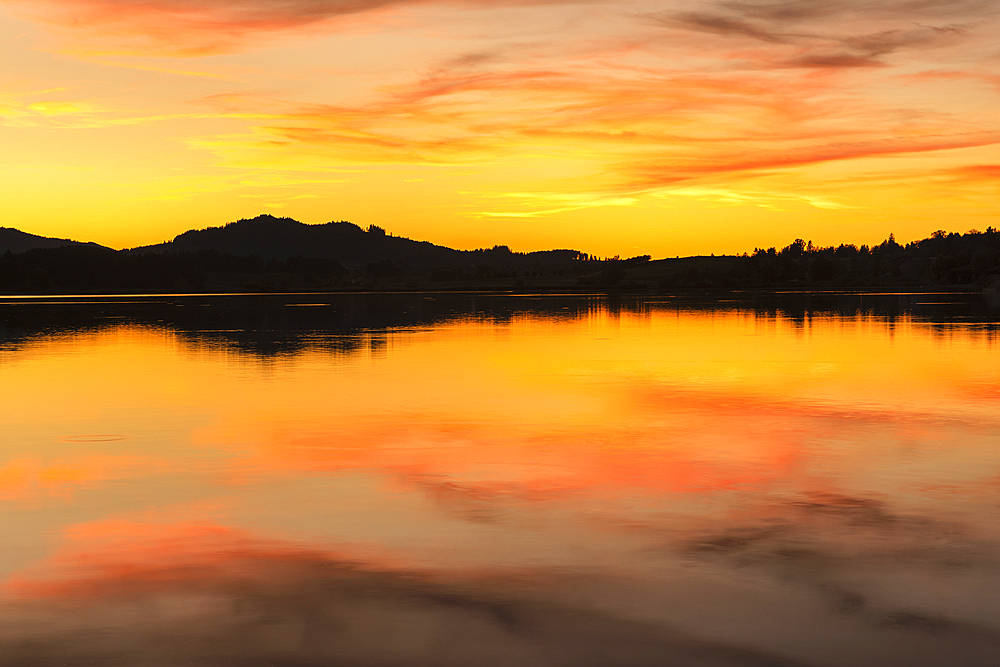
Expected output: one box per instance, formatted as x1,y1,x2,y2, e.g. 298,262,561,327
2,216,999,294
0,227,108,255
0,215,595,293
130,215,585,270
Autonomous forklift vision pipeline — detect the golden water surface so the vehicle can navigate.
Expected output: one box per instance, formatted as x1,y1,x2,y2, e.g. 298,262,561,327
1,293,998,666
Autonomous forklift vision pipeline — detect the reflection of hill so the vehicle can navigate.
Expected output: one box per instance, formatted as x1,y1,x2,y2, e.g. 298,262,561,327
0,293,596,359
2,292,997,360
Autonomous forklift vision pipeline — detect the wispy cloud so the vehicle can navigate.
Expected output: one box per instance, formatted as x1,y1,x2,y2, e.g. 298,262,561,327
474,191,639,217
3,0,998,239
5,0,410,54
3,0,597,54
663,11,793,43
653,2,979,69
654,186,854,210
183,45,1000,203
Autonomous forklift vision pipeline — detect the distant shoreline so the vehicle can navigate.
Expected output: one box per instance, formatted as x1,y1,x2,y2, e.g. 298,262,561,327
0,286,990,300
3,216,999,295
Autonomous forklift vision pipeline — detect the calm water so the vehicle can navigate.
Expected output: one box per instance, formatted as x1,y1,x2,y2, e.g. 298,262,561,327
1,292,999,667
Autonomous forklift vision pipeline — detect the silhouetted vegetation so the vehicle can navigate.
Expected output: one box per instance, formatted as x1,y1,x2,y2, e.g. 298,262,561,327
130,215,587,272
2,216,1000,294
0,215,594,294
635,228,1000,290
0,227,106,255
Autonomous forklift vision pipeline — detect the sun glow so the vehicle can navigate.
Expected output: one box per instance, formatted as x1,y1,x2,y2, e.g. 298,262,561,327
0,0,998,254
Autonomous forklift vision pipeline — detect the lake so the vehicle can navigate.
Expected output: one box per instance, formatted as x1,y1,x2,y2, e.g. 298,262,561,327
1,291,999,667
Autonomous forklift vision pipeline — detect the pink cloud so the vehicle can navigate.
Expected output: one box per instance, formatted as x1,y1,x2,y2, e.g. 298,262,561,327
626,132,1000,188
192,53,1000,190
6,0,410,54
11,0,993,207
6,0,594,54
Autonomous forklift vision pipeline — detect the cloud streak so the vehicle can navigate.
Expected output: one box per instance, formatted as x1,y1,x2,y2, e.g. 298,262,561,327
2,0,998,237
6,0,405,54
656,4,975,69
184,51,1000,207
4,0,595,54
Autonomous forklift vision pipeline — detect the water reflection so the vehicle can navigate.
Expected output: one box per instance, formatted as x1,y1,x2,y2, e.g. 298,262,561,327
1,292,999,666
2,291,998,360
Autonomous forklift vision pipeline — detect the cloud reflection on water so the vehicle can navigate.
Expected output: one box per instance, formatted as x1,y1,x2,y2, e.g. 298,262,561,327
1,293,999,665
1,503,998,667
2,522,816,667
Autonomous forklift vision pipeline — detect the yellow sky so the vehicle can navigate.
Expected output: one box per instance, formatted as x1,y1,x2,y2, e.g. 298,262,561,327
1,0,998,256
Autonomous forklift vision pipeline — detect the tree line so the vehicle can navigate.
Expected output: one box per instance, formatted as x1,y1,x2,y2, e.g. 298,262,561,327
2,227,999,293
651,228,1000,289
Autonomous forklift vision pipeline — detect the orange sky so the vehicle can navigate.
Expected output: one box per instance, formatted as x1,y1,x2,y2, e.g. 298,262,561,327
1,0,998,256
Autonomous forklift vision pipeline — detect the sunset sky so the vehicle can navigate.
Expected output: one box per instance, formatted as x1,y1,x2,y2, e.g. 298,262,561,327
1,0,997,256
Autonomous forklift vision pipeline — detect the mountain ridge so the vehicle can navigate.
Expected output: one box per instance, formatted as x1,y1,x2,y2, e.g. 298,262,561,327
4,216,999,295
1,227,110,255
127,215,586,269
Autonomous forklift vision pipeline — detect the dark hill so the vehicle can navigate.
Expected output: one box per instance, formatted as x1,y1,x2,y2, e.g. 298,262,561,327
4,217,1000,294
130,215,584,270
1,215,592,294
0,227,107,255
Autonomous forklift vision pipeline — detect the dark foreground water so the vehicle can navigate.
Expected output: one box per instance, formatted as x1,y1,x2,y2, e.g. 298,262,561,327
1,291,999,667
